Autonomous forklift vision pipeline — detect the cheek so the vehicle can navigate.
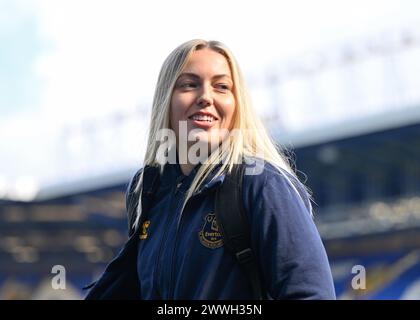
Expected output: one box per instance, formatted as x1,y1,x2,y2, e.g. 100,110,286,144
170,97,184,129
171,95,191,119
219,96,236,128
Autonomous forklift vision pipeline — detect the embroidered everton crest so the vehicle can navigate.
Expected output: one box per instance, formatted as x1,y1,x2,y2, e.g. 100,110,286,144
198,213,223,249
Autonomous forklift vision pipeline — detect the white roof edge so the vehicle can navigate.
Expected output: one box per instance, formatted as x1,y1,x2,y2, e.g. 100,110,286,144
6,106,420,202
273,105,420,148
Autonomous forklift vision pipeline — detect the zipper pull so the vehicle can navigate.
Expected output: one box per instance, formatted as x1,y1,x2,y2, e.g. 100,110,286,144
175,179,183,194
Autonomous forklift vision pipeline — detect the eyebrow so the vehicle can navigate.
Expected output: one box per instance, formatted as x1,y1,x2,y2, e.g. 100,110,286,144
178,72,232,80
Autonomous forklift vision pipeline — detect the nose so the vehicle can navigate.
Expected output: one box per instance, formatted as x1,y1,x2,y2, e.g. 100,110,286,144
197,84,213,107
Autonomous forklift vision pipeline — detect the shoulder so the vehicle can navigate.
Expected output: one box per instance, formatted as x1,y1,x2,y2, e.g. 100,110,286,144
125,168,143,209
125,165,161,206
241,156,305,193
127,168,143,193
241,157,313,215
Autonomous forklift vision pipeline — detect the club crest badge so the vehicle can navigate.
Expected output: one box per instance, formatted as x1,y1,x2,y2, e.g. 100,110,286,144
198,213,223,249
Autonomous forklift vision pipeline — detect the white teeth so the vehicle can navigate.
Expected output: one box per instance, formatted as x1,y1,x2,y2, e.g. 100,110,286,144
190,114,215,122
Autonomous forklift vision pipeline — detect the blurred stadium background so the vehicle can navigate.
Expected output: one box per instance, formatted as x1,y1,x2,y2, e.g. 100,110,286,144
1,0,420,299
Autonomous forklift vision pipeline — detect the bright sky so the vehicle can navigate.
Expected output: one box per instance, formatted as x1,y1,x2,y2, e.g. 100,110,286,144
1,0,419,199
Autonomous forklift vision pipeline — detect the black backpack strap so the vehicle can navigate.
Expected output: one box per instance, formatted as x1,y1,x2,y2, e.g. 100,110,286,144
215,164,265,300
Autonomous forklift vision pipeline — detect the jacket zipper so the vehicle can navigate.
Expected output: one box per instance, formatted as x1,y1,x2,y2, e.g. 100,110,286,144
167,190,203,299
168,175,223,298
153,180,183,298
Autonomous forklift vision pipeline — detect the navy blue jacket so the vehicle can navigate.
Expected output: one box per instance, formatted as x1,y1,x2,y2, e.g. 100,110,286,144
85,160,336,300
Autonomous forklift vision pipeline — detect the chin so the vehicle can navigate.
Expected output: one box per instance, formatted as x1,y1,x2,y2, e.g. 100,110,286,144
188,132,211,144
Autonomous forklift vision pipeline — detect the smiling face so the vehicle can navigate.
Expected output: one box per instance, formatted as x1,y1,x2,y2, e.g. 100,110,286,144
170,48,236,158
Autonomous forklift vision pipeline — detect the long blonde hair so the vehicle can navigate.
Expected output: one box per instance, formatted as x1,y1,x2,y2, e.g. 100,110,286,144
133,39,313,229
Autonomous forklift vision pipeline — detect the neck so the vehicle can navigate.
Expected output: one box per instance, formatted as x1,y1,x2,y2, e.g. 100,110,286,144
176,144,208,176
176,144,197,176
179,162,194,176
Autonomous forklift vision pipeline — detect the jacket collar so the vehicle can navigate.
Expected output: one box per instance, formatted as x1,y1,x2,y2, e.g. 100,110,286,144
144,160,226,197
191,163,226,196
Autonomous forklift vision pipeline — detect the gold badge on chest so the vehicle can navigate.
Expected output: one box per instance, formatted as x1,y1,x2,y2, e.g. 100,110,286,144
198,213,223,249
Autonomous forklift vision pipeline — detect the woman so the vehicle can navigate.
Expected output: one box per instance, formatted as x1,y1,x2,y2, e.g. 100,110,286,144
85,39,336,300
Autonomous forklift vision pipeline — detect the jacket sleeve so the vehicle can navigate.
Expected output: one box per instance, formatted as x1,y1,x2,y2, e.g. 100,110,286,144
243,166,336,299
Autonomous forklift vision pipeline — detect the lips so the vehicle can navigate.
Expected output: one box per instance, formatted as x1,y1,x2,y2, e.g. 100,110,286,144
188,111,218,122
189,115,217,122
187,111,218,129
